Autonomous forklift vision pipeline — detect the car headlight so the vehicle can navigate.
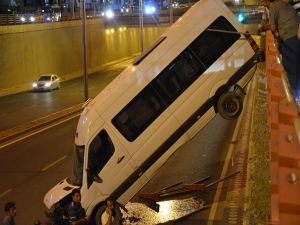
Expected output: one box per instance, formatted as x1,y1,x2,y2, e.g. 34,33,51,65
45,82,51,87
30,16,35,22
32,83,37,87
145,6,156,14
105,10,114,19
20,16,26,22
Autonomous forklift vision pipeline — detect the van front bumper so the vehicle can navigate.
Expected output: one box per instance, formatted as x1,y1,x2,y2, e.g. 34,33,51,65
43,178,79,210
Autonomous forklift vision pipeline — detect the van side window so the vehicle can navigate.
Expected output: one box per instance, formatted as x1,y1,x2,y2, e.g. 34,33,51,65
112,16,240,142
87,130,115,188
112,86,166,141
190,16,240,67
153,49,206,104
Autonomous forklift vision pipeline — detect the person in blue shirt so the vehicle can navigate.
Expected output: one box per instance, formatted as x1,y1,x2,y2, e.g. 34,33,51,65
2,202,16,225
68,189,90,225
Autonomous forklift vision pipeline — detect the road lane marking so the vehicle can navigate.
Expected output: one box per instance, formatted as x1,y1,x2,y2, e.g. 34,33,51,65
0,114,80,149
0,189,12,198
207,82,253,224
41,155,67,171
207,108,243,224
22,105,37,111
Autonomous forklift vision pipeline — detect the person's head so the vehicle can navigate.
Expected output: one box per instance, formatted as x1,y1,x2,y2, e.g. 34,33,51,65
71,189,81,203
4,202,16,218
262,0,273,8
105,198,114,210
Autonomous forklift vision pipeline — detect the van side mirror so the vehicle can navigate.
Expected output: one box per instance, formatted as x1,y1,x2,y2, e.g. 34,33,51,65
93,174,103,183
86,168,103,183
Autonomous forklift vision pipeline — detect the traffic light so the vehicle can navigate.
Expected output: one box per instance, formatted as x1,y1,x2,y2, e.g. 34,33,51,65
237,12,246,23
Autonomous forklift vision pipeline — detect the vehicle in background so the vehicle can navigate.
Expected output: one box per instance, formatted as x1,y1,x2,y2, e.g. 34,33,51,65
101,8,115,18
42,5,61,22
144,0,158,14
32,74,60,91
19,14,37,23
172,1,189,8
120,3,131,14
43,0,261,224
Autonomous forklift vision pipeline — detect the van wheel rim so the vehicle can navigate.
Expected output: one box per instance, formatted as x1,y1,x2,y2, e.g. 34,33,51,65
223,98,239,114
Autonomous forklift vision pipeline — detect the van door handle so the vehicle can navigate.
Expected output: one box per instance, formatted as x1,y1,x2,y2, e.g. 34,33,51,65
117,156,125,164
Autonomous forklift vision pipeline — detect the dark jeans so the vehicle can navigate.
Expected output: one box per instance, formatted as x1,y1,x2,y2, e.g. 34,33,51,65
280,36,300,98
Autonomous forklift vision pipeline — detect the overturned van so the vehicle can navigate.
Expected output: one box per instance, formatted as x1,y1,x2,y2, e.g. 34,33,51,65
44,0,261,224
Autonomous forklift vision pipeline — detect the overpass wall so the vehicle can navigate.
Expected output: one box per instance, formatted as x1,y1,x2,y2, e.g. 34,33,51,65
0,19,167,96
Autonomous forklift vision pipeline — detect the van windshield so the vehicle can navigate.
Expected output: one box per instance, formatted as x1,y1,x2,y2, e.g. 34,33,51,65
70,145,85,186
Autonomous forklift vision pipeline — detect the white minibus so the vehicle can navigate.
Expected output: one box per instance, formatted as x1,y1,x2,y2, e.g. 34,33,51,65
44,0,261,224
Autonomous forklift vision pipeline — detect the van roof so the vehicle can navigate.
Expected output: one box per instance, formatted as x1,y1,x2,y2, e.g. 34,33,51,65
91,0,245,115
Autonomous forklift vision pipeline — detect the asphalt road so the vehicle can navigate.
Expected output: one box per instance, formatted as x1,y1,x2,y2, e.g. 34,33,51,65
128,114,238,225
0,117,78,225
0,57,133,131
0,112,237,225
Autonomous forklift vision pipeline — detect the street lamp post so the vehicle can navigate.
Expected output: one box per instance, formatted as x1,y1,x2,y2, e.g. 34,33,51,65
169,0,173,24
72,0,75,19
139,0,144,52
80,0,89,101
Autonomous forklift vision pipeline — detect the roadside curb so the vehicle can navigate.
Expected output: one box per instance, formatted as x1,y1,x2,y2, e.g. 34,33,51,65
0,103,83,144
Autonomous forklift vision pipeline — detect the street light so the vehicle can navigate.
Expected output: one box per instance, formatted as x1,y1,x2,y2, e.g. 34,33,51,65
80,0,89,101
139,0,144,52
169,0,173,24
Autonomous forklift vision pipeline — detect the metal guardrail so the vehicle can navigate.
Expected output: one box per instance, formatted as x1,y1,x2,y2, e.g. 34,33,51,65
1,4,263,27
0,14,21,25
0,13,99,26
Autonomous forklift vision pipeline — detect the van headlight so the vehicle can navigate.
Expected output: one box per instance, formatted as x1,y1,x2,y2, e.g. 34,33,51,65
32,83,37,87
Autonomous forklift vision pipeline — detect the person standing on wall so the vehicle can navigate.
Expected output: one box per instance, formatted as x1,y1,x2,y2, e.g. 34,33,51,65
269,0,300,99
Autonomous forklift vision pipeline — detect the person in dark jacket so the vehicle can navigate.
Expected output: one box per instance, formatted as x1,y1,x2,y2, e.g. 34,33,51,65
269,0,300,99
2,202,16,225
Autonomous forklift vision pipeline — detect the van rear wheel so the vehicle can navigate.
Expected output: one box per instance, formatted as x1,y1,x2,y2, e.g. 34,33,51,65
94,204,123,225
217,92,243,120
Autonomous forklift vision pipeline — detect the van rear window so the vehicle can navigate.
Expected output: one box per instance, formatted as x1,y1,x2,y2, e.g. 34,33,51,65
112,16,240,142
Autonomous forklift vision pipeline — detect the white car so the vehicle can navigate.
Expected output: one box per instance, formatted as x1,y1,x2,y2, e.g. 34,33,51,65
32,74,60,91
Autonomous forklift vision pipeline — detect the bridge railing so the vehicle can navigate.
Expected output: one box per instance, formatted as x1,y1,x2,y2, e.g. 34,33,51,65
265,30,300,225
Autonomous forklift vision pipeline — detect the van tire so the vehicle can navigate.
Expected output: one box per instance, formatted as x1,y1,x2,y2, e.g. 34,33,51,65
217,92,243,120
94,204,123,225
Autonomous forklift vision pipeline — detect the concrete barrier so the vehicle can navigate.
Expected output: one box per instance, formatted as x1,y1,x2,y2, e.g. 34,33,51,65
0,19,167,96
265,30,300,225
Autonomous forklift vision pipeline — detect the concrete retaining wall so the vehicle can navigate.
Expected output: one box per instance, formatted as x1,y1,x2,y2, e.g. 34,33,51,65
0,19,167,96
